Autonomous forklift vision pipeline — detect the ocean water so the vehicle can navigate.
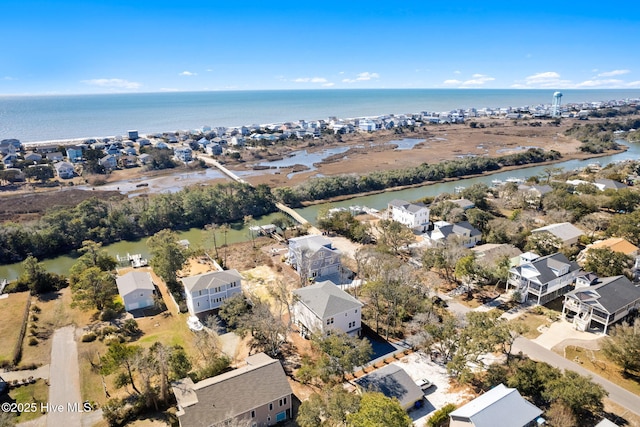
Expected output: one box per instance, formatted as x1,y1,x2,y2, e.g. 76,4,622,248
1,89,640,143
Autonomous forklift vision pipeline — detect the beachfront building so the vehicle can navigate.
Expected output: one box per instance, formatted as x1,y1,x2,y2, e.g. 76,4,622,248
172,352,292,427
449,384,543,427
66,146,84,163
288,235,341,282
292,280,363,337
181,269,243,316
562,275,640,334
507,252,580,305
116,271,156,312
387,199,430,231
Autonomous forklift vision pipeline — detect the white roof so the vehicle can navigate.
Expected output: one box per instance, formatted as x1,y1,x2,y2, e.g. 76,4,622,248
116,271,155,297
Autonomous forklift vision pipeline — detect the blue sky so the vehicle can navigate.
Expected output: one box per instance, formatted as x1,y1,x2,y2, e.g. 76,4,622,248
2,1,639,95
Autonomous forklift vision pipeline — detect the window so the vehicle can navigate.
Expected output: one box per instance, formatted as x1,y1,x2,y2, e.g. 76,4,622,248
251,410,255,418
269,403,273,411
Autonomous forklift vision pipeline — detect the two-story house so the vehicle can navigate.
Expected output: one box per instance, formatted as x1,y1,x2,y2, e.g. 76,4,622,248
292,280,363,337
562,275,640,334
181,269,242,316
424,220,481,248
288,235,341,282
54,161,75,179
172,352,292,427
387,199,430,231
507,252,580,305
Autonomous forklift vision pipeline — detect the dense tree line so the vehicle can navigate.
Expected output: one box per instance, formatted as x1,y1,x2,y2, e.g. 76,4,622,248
274,148,561,205
0,182,276,264
565,118,640,153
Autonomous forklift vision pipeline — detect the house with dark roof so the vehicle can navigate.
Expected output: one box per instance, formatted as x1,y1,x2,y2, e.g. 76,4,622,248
288,235,341,282
352,364,424,411
116,271,156,312
172,352,292,427
449,384,543,427
181,270,242,316
387,199,430,231
292,280,363,337
562,275,640,334
507,252,580,305
595,178,628,191
424,220,481,248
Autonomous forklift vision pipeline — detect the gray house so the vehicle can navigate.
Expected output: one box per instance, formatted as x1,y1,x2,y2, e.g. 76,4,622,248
353,364,424,411
116,271,156,312
172,352,292,427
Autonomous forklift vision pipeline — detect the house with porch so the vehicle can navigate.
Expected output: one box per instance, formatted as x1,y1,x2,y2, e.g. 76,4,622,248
424,220,481,248
172,352,292,427
54,161,75,179
507,252,580,305
387,199,430,231
288,235,341,282
181,269,243,316
562,275,640,334
292,280,363,337
116,271,156,312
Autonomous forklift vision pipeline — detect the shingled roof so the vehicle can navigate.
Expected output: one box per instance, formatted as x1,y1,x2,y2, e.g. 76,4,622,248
565,275,640,315
180,269,242,293
293,280,362,319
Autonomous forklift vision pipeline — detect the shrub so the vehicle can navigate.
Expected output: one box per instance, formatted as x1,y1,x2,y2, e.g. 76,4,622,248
31,314,39,322
100,308,118,321
28,337,38,346
103,334,125,346
98,326,119,338
81,332,97,342
427,403,457,427
31,305,41,313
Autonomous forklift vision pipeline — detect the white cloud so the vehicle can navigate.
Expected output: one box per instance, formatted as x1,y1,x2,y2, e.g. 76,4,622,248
516,71,571,88
180,71,197,76
342,72,380,83
597,69,630,77
460,74,495,87
322,82,335,87
159,88,181,92
206,69,213,72
576,79,624,88
81,78,141,90
453,70,461,75
293,77,329,83
442,79,462,86
626,81,640,88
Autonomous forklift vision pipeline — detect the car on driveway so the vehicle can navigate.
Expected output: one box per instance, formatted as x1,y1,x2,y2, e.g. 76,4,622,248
187,316,204,331
415,378,433,391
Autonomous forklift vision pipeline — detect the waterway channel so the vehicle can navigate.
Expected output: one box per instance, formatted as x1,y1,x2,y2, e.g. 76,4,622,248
1,140,638,281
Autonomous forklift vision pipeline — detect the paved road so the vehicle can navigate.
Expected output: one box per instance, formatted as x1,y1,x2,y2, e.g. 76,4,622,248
47,326,82,427
513,337,640,417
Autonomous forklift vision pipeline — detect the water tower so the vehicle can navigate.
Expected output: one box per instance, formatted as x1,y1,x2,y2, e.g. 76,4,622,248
552,91,563,118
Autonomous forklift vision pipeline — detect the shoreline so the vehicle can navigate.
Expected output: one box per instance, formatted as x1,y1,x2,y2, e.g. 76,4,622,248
295,147,627,206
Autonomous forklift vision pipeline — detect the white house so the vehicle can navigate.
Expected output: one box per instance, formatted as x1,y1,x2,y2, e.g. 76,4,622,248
562,275,640,334
449,384,543,427
424,220,481,248
507,252,580,305
288,235,341,282
292,280,363,337
387,199,430,231
116,271,156,312
54,161,75,179
181,270,243,316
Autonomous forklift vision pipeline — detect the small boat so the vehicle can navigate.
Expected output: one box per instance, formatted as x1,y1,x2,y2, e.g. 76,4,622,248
135,182,149,188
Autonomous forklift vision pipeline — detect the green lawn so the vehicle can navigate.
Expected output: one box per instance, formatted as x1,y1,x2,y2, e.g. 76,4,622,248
7,379,49,423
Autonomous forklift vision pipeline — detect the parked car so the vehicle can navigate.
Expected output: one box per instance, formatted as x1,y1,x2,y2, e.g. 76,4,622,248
415,378,433,391
187,316,204,332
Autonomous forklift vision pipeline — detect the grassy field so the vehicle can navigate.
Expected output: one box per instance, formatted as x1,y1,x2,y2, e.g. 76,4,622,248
7,379,49,423
564,346,640,396
0,292,30,365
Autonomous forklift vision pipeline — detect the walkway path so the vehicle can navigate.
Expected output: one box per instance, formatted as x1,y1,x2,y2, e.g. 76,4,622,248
513,337,640,417
0,364,49,382
47,326,82,427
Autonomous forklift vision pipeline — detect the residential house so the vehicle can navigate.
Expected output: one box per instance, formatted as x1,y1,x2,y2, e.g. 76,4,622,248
105,144,121,156
116,271,156,312
138,153,152,166
449,384,543,427
181,269,243,316
562,275,640,334
0,138,22,154
99,154,118,170
205,143,222,155
66,146,84,163
292,280,363,337
2,153,18,167
288,235,341,282
127,130,139,141
1,168,25,182
387,199,430,231
54,161,75,179
449,198,475,210
172,352,292,427
424,221,481,248
507,252,581,305
517,184,552,207
119,155,138,168
23,152,43,163
471,244,522,269
174,147,193,162
595,178,628,191
45,152,64,162
353,365,424,411
531,222,584,247
230,136,245,146
577,237,639,265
